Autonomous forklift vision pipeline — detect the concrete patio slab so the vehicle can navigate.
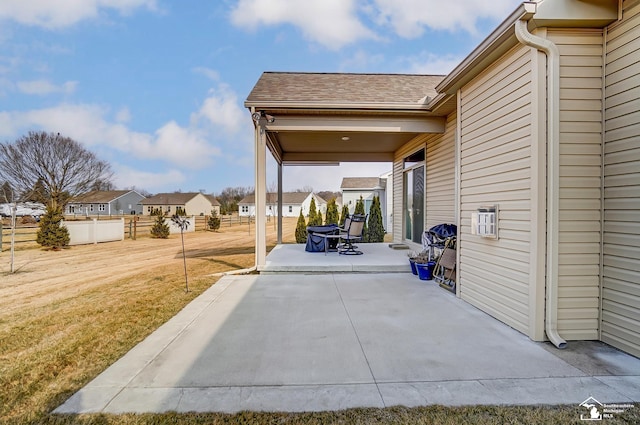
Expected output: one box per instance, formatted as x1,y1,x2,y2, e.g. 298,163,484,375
262,243,411,273
55,273,640,414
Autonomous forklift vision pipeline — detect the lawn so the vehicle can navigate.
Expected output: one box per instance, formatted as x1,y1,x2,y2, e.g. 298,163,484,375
0,218,638,424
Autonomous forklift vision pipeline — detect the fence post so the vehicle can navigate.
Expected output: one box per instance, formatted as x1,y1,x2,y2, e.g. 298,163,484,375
129,219,132,239
133,216,138,240
0,219,3,251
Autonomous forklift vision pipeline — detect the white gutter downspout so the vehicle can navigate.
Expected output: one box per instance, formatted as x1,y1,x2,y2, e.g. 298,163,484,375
515,4,567,349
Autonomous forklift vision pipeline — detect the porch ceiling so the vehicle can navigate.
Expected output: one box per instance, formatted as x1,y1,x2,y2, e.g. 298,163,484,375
262,113,446,164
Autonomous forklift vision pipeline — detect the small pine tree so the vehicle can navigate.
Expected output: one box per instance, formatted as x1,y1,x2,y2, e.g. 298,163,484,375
325,198,339,226
366,195,385,242
208,209,221,231
310,197,323,226
36,204,70,249
295,210,307,243
307,197,318,226
354,196,368,242
339,204,349,226
354,196,365,215
150,211,170,238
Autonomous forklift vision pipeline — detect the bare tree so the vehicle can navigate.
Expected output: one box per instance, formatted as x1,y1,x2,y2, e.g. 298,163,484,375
294,185,314,193
214,186,254,214
0,131,113,208
0,181,13,203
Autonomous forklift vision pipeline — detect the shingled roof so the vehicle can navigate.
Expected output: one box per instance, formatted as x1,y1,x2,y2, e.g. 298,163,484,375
246,72,445,106
71,190,138,203
340,177,386,190
140,192,214,205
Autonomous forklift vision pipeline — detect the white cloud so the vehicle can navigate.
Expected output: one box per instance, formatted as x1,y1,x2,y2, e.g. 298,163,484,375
193,67,220,82
403,52,463,75
371,0,521,38
16,79,77,95
230,0,376,50
0,103,220,169
0,0,157,29
194,83,247,135
115,107,131,123
112,164,186,192
154,121,219,168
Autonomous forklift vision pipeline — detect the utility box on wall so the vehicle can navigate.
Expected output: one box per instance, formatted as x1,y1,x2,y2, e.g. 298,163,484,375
471,205,498,239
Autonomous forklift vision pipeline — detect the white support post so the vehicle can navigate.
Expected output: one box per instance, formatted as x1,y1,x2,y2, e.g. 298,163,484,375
255,121,267,270
277,162,283,244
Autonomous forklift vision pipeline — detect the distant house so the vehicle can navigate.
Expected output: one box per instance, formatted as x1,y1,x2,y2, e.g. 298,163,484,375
66,190,145,215
238,192,326,217
341,176,389,229
140,192,220,216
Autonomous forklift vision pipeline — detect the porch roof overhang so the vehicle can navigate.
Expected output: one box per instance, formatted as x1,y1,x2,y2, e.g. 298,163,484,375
245,73,447,165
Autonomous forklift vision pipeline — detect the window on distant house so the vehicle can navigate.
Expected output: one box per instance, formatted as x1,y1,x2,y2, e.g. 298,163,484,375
147,206,152,212
241,205,248,213
89,205,94,212
167,206,171,212
288,206,293,213
99,204,106,212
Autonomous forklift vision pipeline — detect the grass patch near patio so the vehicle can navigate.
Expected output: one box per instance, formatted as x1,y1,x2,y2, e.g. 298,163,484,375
0,266,226,424
30,404,640,424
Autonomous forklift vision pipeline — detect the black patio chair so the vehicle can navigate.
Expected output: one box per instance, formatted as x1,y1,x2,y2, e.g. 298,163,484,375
338,214,366,255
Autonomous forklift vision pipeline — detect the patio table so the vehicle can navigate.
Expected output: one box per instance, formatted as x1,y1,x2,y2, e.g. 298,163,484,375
305,225,339,253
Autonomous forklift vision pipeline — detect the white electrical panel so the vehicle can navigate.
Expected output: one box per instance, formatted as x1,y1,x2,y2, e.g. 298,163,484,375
471,205,498,239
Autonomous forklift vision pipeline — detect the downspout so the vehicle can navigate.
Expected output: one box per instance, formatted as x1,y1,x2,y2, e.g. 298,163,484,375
515,6,567,349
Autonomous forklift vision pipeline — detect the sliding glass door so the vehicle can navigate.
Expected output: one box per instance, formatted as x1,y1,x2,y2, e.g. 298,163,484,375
404,164,424,244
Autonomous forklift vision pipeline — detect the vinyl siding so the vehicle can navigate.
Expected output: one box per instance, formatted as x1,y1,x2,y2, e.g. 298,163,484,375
551,29,604,340
458,44,536,336
392,113,455,245
425,113,456,230
602,0,640,357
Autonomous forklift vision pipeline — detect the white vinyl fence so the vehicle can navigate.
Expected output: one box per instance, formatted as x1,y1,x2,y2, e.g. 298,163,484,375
63,218,125,246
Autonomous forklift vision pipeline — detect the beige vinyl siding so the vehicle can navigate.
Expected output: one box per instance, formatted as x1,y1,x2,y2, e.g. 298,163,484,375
551,29,604,340
392,114,455,244
425,113,456,230
602,0,640,357
458,44,537,336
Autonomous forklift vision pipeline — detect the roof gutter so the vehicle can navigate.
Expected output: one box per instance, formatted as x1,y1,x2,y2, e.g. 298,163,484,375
244,101,434,112
515,2,567,350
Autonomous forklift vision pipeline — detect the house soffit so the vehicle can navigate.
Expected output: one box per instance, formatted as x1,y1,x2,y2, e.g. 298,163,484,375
259,112,446,164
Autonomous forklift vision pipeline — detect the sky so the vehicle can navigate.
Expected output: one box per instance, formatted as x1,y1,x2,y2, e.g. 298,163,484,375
0,0,523,195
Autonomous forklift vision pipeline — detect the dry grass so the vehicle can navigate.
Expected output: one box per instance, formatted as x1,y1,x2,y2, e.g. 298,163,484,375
1,218,638,424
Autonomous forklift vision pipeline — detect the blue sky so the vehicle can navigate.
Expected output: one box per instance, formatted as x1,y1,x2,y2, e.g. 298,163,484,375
0,0,522,195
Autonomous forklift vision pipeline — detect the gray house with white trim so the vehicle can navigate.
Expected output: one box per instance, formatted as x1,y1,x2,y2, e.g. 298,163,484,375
66,190,145,215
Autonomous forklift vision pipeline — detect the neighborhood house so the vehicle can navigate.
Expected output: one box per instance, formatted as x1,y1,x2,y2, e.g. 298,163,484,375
245,0,640,358
238,192,327,217
341,176,389,230
140,192,220,216
66,190,145,216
